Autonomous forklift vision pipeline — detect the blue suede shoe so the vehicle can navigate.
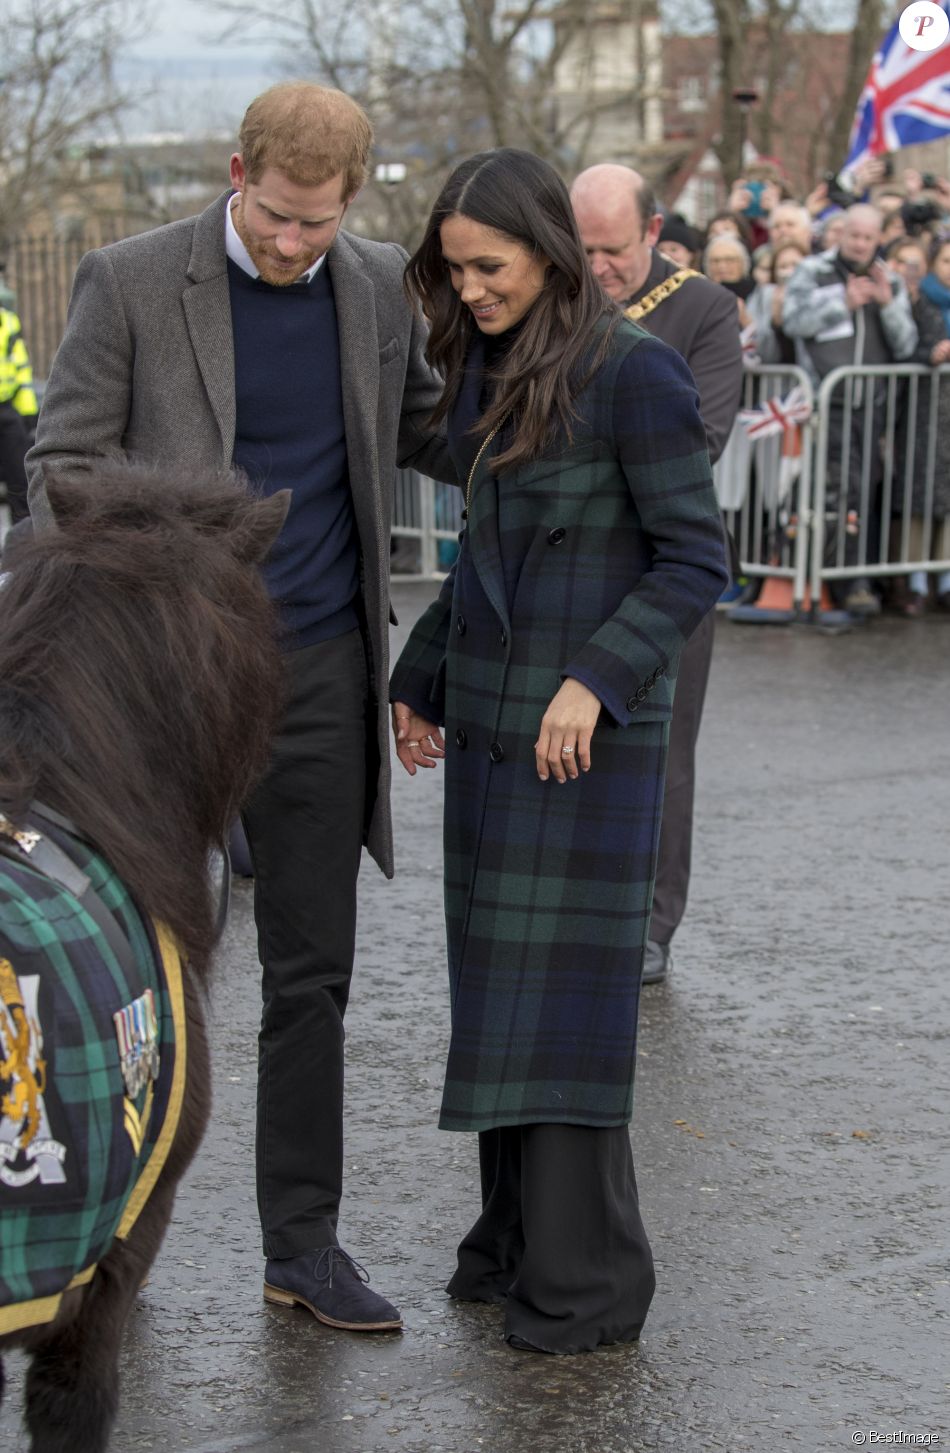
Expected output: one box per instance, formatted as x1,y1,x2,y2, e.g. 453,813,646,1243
263,1247,402,1331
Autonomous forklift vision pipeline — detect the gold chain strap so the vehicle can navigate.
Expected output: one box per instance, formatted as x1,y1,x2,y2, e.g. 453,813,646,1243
624,268,701,323
0,814,40,854
464,417,509,514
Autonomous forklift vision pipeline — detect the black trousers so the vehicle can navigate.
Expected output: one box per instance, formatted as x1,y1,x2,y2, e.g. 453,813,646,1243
241,629,368,1259
824,398,884,602
0,402,29,523
447,1124,655,1353
648,607,715,945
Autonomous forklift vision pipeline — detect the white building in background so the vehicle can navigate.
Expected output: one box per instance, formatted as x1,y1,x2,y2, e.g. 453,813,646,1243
551,0,664,168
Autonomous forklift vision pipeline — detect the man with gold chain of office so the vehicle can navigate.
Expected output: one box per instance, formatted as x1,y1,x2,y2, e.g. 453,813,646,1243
571,164,744,986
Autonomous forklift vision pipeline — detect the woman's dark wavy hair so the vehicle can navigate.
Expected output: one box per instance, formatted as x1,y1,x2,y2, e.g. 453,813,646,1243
405,148,619,471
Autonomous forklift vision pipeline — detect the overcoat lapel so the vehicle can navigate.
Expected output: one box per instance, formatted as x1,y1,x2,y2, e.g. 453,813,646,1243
450,335,511,633
183,193,236,455
327,236,382,577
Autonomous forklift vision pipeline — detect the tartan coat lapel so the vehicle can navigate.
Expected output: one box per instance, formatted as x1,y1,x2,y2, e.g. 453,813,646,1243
448,334,511,634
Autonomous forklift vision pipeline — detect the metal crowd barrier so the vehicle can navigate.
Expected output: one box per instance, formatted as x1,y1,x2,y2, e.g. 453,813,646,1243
391,362,950,613
809,363,950,606
715,365,815,611
391,468,462,578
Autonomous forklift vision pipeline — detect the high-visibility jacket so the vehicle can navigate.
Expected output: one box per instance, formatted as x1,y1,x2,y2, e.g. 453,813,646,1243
0,309,38,417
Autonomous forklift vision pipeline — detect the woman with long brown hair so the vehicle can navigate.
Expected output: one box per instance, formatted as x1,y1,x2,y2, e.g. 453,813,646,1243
390,148,727,1354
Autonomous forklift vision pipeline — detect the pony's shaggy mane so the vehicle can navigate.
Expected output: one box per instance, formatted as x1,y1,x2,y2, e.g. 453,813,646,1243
0,463,286,970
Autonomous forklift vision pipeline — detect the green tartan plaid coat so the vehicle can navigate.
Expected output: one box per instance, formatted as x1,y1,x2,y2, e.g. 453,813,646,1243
390,320,727,1132
0,833,181,1333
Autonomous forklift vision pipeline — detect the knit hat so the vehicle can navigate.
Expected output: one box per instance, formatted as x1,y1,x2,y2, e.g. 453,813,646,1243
659,214,699,253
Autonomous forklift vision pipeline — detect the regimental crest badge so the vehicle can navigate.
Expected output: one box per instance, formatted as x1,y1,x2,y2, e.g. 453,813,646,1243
0,957,67,1188
113,988,160,1101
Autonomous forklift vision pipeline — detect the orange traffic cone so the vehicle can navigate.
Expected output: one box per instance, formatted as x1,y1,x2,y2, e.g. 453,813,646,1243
726,571,834,622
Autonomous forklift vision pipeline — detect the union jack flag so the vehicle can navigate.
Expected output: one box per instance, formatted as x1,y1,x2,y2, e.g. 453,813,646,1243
844,4,950,171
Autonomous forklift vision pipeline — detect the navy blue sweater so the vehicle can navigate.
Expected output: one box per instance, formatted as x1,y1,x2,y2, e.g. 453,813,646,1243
228,258,359,648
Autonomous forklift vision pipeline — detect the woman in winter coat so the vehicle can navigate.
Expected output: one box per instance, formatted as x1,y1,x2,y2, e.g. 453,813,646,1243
389,148,727,1354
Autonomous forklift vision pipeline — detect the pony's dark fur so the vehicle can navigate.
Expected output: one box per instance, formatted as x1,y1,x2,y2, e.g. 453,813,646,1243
0,464,287,1452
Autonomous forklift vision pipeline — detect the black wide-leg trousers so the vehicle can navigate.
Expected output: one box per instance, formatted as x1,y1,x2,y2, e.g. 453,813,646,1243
241,629,368,1259
447,1124,655,1353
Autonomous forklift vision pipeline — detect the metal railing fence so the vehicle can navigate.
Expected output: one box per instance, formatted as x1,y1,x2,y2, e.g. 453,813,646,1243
392,363,950,618
809,363,950,606
715,365,815,611
3,227,128,379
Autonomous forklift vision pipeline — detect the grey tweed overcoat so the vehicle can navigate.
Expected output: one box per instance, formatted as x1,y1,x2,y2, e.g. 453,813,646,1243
26,192,450,877
390,321,729,1133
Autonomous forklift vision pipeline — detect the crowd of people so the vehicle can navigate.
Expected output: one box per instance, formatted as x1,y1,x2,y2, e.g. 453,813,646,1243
657,154,950,617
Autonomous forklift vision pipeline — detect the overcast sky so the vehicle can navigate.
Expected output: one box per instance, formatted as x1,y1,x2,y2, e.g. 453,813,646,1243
121,1,280,133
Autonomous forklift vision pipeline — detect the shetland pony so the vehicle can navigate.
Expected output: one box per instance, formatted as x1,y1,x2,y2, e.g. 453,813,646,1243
0,464,287,1451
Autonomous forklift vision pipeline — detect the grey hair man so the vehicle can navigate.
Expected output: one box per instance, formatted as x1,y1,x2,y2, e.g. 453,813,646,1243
571,162,743,986
768,202,814,253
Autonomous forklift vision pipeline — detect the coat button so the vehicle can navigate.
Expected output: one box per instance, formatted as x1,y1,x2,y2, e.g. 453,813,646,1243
457,614,466,636
547,527,566,545
636,685,648,701
500,629,508,647
456,728,467,749
489,742,505,763
626,696,640,711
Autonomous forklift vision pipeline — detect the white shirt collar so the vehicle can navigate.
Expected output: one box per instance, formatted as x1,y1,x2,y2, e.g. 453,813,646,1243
225,193,326,284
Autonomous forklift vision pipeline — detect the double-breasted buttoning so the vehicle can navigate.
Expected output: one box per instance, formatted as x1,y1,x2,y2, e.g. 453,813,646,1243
391,319,728,1133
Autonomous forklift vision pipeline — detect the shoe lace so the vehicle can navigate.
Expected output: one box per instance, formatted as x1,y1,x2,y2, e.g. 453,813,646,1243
312,1246,370,1289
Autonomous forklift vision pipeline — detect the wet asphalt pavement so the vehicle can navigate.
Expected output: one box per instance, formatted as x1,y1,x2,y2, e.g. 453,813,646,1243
2,582,948,1453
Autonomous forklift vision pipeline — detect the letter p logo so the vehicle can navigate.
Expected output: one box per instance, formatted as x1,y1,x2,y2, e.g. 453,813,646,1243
900,1,949,50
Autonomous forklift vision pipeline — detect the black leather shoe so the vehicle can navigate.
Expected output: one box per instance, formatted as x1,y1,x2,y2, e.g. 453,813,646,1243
641,939,671,985
263,1247,402,1331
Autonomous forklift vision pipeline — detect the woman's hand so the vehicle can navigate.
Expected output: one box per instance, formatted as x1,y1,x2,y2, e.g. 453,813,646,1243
930,339,950,366
535,678,602,783
392,702,445,776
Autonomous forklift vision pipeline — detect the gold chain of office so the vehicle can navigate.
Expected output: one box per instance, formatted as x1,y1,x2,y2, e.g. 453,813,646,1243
623,269,702,322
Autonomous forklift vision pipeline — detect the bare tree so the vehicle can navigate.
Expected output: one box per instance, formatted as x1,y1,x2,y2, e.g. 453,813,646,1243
665,0,886,195
207,0,657,245
0,0,149,250
827,0,886,169
707,0,751,184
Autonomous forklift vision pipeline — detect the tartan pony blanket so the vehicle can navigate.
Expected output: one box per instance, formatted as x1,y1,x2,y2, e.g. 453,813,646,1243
0,817,185,1336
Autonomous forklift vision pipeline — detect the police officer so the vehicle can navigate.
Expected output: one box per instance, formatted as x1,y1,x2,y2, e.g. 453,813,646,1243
0,305,38,522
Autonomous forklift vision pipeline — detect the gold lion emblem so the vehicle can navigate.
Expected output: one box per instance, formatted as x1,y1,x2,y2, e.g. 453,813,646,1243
0,956,47,1150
